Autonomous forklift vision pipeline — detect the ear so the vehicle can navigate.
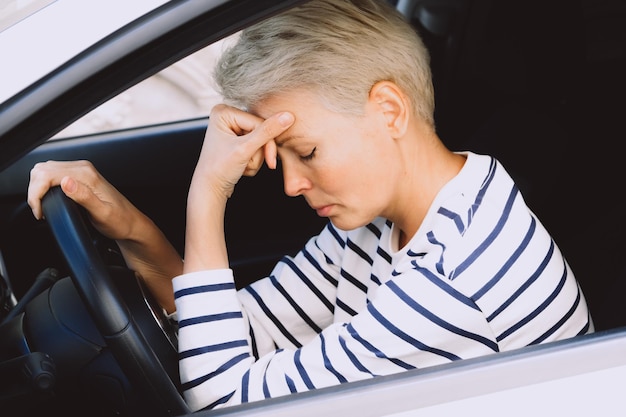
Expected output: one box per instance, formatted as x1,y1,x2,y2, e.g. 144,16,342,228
368,81,410,138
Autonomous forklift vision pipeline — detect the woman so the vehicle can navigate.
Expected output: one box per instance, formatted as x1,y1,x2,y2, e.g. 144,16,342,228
28,0,593,411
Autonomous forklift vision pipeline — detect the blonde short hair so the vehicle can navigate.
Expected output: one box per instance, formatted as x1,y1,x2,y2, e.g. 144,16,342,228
214,0,435,126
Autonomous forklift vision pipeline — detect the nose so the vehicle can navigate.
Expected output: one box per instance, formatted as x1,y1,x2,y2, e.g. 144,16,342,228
282,162,312,197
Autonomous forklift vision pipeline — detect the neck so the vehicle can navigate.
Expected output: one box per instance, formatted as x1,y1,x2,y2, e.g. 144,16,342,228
388,125,466,248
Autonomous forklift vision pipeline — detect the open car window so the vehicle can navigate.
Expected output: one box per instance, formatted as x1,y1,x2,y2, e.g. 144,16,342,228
52,34,238,140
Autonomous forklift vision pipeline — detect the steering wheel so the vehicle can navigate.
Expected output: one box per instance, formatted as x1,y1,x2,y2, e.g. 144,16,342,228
41,186,190,416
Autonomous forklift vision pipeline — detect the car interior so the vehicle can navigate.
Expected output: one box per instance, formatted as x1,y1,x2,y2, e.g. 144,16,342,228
0,0,624,415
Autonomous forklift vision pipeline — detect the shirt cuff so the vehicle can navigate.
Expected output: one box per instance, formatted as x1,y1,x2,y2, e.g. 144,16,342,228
172,268,234,291
162,308,178,323
165,269,235,322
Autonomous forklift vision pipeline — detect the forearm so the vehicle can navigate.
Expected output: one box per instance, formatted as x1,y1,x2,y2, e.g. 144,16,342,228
116,212,183,313
182,178,230,274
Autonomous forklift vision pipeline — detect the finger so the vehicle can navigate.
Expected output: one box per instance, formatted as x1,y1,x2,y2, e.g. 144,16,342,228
251,111,294,150
27,163,60,220
242,113,292,175
264,140,278,170
59,176,108,218
27,176,83,220
27,187,45,220
213,104,264,136
243,148,265,177
227,110,294,150
27,184,44,220
27,160,103,220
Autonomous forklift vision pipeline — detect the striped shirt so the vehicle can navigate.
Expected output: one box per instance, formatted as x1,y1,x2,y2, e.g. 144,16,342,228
172,152,593,411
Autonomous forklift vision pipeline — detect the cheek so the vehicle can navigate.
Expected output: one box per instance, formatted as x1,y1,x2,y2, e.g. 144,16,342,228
315,155,374,197
313,162,347,192
314,124,389,195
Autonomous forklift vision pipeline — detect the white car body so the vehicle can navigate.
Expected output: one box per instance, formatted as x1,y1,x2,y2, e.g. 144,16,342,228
0,0,169,101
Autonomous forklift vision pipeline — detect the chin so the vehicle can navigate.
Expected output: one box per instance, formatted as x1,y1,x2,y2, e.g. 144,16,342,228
329,216,374,232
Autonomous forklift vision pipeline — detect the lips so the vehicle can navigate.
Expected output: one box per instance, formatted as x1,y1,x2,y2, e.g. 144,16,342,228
306,196,333,217
313,204,333,217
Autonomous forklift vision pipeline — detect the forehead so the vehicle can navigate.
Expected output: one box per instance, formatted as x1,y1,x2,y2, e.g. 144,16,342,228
251,89,325,119
251,88,367,147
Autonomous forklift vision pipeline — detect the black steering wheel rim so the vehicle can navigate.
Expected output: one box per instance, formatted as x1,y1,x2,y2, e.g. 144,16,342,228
41,186,189,416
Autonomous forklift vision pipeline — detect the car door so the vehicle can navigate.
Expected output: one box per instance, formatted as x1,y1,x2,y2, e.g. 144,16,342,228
0,0,326,306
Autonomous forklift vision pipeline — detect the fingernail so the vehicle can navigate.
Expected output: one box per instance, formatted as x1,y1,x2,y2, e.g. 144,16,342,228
63,177,77,194
278,112,294,127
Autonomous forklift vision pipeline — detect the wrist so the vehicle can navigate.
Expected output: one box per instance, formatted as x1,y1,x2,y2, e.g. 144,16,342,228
123,208,157,244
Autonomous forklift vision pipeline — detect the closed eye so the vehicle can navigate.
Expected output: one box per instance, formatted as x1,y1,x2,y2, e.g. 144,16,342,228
301,147,317,161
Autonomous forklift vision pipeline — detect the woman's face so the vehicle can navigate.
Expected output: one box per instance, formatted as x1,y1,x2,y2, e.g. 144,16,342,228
252,90,403,231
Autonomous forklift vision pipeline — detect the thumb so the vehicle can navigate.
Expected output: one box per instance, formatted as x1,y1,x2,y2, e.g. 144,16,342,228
60,176,78,196
60,176,102,215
